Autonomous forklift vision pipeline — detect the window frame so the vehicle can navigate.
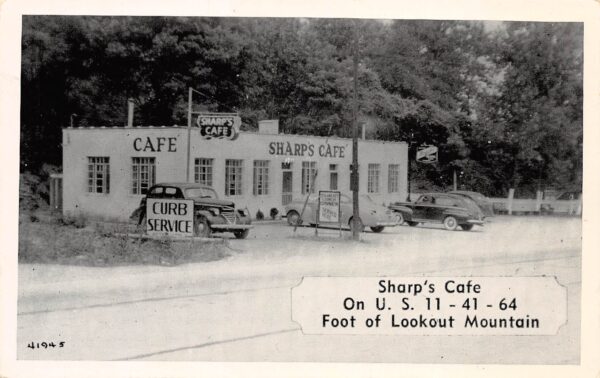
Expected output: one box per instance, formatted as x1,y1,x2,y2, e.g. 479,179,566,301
253,160,270,196
301,161,317,194
87,157,110,194
132,157,156,195
194,158,214,186
367,163,380,193
225,159,243,196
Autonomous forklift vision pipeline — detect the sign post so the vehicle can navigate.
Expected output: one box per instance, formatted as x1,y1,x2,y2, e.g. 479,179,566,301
146,198,194,237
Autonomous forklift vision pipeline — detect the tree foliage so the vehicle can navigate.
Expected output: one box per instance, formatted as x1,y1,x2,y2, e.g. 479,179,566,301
21,16,583,196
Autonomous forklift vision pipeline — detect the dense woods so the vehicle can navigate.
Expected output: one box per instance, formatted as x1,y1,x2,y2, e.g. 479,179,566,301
20,16,583,197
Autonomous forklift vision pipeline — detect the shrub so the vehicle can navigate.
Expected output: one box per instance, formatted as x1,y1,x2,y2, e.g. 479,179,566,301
256,210,264,220
270,208,279,219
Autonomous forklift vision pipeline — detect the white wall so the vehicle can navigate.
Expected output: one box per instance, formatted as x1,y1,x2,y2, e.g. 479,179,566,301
63,127,408,221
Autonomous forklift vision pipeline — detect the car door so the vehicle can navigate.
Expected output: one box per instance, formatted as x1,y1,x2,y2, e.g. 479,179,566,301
411,195,432,220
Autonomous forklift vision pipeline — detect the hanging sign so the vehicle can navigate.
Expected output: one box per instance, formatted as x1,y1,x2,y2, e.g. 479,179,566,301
196,113,241,140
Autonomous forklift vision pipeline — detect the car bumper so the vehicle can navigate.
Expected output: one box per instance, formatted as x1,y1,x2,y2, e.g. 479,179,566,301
210,224,253,230
375,221,400,227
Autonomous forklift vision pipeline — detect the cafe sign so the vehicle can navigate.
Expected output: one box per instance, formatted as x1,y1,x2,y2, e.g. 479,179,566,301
196,113,241,140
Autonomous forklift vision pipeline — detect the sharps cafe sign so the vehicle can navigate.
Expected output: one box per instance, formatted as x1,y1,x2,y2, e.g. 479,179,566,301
196,113,241,140
146,198,194,237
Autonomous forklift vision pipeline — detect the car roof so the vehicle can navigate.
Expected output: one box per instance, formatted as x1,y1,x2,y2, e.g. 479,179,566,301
154,182,213,190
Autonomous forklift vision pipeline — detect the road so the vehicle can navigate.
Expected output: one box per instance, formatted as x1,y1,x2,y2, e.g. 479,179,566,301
17,216,581,364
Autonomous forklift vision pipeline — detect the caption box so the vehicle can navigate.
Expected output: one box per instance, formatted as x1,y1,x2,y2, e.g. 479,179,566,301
292,277,567,335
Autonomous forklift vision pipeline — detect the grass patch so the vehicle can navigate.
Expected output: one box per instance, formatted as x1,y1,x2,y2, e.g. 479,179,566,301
19,215,231,267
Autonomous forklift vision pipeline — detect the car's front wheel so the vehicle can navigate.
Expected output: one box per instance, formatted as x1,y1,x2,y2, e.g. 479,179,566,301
395,212,405,225
234,229,250,239
460,224,474,231
370,226,385,233
286,210,302,226
194,217,212,238
407,221,419,227
443,216,458,231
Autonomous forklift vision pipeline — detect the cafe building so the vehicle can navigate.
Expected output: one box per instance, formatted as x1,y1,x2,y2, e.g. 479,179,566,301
62,119,408,221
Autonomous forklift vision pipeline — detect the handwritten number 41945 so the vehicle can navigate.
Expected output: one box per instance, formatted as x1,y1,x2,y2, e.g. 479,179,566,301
27,341,65,349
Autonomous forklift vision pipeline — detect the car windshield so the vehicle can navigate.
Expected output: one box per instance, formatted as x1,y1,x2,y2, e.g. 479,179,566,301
185,187,218,199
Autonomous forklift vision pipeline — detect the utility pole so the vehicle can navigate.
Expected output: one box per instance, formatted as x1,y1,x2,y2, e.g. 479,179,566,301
186,87,193,182
351,20,360,241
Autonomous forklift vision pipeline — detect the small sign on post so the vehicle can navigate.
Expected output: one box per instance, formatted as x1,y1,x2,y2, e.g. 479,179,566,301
146,198,194,237
416,145,438,164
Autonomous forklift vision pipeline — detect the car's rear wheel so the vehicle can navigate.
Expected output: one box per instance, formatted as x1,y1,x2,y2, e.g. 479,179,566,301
286,210,302,226
370,226,385,233
460,224,474,231
443,216,458,231
407,221,419,227
194,217,211,238
349,217,365,233
234,229,250,239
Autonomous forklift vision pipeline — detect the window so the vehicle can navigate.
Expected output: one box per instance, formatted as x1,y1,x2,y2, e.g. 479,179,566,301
329,164,338,191
253,160,270,195
367,164,380,193
225,159,243,196
88,157,110,193
194,158,213,186
388,164,400,193
302,161,317,194
132,157,155,195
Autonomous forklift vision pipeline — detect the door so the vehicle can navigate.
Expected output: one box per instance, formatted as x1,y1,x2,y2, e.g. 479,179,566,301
282,171,293,205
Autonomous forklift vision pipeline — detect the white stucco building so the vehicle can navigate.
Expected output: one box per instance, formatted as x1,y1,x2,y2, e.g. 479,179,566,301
62,121,408,221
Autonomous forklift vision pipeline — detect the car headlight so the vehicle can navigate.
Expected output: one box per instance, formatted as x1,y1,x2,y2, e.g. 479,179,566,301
210,208,221,216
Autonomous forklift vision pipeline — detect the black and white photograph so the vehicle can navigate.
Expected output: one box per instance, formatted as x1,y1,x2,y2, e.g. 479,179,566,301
1,0,599,377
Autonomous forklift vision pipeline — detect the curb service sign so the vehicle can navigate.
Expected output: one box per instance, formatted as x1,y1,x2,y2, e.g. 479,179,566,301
196,113,241,140
146,198,194,237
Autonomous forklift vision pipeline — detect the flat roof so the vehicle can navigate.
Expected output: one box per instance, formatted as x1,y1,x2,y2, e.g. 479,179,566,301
63,126,408,145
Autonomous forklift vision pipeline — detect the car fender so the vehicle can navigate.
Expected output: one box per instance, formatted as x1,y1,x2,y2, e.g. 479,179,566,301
389,205,414,220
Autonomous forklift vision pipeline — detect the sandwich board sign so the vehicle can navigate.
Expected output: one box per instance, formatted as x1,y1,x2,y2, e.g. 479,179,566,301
318,191,341,223
146,198,194,237
416,145,438,164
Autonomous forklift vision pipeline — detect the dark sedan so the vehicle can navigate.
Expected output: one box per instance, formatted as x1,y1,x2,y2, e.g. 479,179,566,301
449,190,494,217
389,193,485,231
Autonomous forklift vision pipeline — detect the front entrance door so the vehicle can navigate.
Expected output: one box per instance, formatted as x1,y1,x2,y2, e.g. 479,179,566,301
282,171,293,205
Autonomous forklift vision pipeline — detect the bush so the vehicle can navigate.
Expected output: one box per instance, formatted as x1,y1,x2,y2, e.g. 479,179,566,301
270,208,279,219
256,210,264,220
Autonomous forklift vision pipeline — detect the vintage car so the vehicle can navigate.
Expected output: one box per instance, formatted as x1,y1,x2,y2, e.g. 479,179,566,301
540,191,582,215
284,193,399,233
131,183,252,238
389,193,485,231
449,190,494,217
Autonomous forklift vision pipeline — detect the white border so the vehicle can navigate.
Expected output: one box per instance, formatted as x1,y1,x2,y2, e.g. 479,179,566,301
1,0,599,377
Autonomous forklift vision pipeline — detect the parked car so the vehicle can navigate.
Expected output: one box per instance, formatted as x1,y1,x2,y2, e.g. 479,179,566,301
449,190,494,217
389,193,485,231
284,193,399,233
131,183,252,238
540,191,582,215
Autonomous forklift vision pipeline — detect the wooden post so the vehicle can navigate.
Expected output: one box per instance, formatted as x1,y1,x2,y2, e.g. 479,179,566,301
507,188,515,215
